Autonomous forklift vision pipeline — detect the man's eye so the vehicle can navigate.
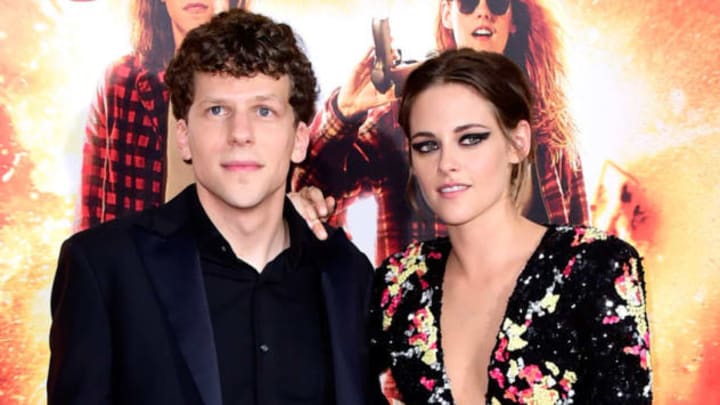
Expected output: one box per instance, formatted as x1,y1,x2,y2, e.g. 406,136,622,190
257,106,273,117
209,106,225,116
459,132,490,145
410,141,438,154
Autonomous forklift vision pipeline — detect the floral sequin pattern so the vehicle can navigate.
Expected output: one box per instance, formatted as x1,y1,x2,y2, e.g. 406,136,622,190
380,243,429,331
369,226,652,405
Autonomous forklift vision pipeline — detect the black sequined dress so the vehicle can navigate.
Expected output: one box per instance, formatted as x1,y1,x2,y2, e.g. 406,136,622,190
369,225,652,404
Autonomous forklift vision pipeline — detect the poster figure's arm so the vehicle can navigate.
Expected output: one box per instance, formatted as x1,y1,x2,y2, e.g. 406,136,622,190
293,87,377,228
563,151,590,225
536,144,590,226
582,236,652,403
79,69,113,231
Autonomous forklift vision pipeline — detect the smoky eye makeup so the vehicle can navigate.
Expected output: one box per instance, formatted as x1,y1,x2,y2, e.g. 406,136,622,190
410,139,439,153
459,131,491,145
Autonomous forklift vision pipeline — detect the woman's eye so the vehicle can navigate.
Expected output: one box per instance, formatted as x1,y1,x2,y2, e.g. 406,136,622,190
460,132,491,145
411,141,439,153
257,106,273,117
209,105,226,116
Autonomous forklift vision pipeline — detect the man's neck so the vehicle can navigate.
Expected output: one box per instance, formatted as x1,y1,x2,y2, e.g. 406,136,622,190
197,190,289,272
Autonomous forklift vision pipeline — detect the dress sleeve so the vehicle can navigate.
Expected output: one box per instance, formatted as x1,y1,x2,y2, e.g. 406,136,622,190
48,238,113,404
368,258,410,405
583,237,652,403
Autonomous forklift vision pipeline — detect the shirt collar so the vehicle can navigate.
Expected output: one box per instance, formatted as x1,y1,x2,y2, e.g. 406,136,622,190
189,191,314,268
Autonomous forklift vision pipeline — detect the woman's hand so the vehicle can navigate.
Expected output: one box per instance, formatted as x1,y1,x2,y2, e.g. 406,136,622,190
288,186,336,240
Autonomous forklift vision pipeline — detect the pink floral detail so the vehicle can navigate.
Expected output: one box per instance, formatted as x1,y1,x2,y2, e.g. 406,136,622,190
562,256,576,277
420,376,436,391
559,377,572,392
603,315,620,324
380,288,390,307
503,386,519,402
518,364,543,384
490,367,506,388
518,387,535,402
570,228,586,247
624,342,651,369
495,337,509,361
428,251,442,260
570,227,607,247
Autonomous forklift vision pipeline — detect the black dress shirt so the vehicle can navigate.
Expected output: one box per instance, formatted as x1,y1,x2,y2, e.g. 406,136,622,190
190,194,335,405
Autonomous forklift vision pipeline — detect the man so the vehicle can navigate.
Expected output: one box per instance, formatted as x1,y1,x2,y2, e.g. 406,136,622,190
48,9,376,405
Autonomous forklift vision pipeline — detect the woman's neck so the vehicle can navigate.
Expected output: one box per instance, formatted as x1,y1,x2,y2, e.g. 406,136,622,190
446,203,544,279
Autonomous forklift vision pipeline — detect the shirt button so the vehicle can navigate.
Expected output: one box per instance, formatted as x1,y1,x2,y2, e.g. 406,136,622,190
259,344,270,353
220,246,227,253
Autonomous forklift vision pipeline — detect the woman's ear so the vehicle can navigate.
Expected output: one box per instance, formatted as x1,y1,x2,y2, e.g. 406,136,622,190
507,120,531,163
440,0,453,30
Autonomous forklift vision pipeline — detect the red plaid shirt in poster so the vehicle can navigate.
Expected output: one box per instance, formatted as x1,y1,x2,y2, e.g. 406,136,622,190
79,55,169,230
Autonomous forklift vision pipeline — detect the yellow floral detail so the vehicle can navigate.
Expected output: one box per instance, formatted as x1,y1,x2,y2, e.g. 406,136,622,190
408,308,438,365
545,361,560,376
571,226,608,246
382,243,429,329
508,359,519,380
491,398,502,405
539,292,560,313
523,384,560,405
562,370,577,384
615,257,649,335
502,318,528,351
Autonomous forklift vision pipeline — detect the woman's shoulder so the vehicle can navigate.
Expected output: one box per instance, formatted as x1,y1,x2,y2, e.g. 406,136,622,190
378,237,449,268
547,224,640,258
375,238,450,284
542,225,644,291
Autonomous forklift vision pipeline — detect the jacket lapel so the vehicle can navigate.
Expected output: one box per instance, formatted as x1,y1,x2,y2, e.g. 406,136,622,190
132,187,222,405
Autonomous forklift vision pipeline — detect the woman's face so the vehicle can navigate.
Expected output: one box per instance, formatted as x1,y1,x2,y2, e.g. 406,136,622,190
164,0,229,39
408,82,528,227
441,0,516,54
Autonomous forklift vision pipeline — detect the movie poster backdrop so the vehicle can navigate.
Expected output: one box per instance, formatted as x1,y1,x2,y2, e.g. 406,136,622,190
0,0,718,403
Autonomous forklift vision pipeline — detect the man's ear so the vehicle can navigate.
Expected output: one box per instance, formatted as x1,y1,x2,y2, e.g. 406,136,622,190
176,118,193,163
508,120,531,164
291,121,310,164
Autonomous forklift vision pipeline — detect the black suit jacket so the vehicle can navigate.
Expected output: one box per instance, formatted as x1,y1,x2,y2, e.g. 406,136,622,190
48,187,377,405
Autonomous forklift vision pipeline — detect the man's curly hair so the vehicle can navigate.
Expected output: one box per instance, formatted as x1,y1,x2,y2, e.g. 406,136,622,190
165,8,318,125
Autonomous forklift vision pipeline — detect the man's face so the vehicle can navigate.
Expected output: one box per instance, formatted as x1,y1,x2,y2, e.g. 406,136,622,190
176,72,309,214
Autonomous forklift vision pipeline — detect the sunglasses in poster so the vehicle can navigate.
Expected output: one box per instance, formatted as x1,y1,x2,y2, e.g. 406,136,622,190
455,0,511,16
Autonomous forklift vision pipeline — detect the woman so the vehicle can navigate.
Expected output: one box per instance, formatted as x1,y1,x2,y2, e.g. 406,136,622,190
79,0,245,230
368,49,651,404
295,0,588,265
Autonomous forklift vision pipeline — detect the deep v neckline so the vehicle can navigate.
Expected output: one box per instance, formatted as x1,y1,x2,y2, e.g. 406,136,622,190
434,225,555,404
